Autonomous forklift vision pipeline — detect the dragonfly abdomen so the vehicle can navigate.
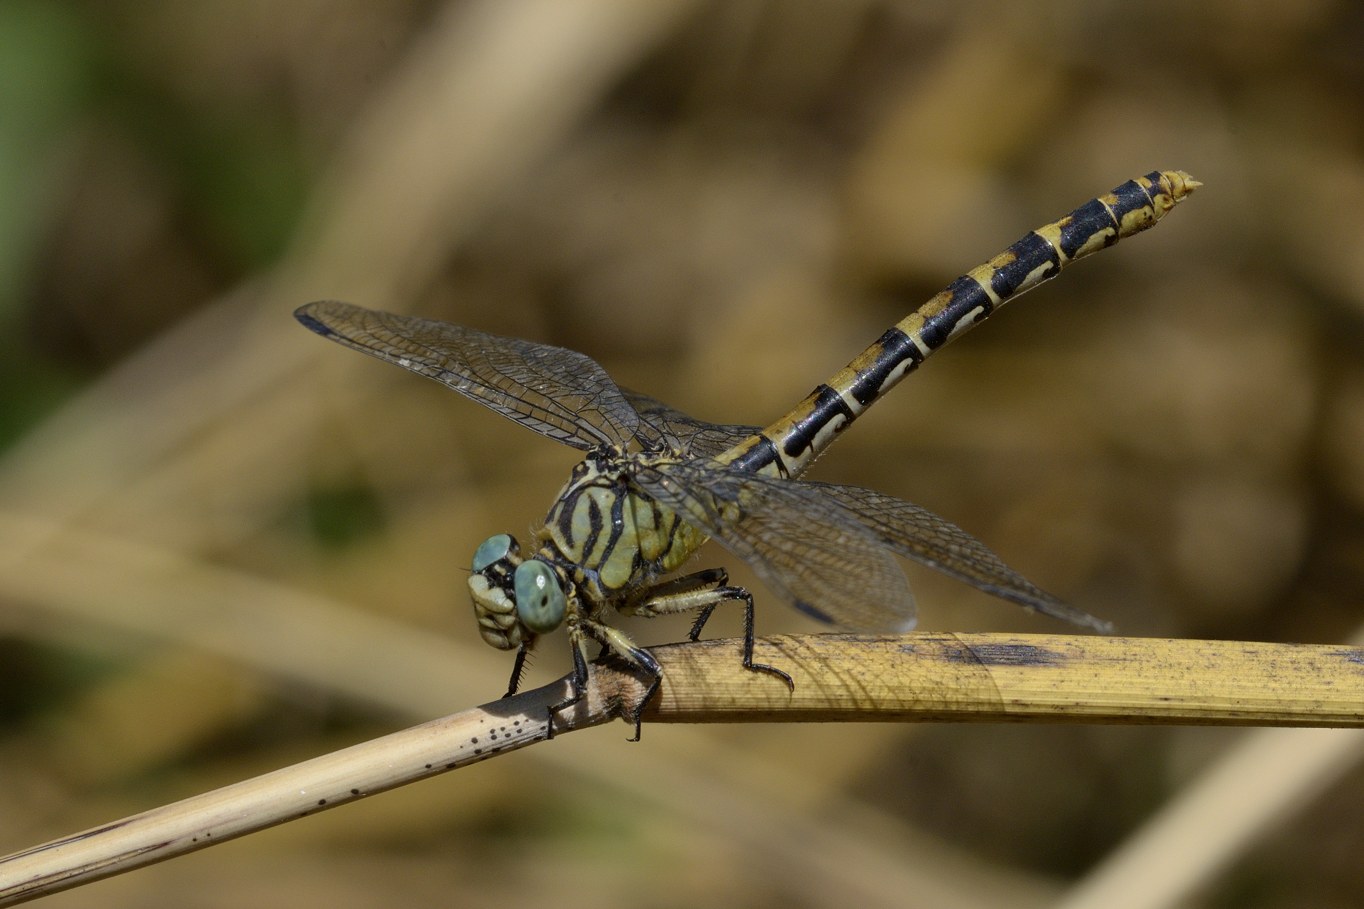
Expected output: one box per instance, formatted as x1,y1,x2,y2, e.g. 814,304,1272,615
720,170,1199,478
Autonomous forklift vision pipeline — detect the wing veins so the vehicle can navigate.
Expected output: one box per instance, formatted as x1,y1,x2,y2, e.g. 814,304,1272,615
297,301,641,450
634,461,917,631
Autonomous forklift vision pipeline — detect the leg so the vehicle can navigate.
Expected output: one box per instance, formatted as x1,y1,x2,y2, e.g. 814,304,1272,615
544,629,592,740
626,570,793,691
562,617,663,741
708,583,793,691
503,639,533,698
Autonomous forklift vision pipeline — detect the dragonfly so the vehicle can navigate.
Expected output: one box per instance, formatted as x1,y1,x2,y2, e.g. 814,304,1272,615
296,169,1198,738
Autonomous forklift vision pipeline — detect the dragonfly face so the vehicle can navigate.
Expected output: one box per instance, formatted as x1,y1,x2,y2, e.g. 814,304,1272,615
468,533,570,650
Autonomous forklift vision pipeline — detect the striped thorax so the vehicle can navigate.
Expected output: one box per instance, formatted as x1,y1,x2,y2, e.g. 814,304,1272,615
540,451,706,601
469,448,706,654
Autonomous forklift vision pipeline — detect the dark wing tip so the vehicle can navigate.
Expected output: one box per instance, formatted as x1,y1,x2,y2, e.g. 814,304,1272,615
294,300,357,338
790,598,837,625
293,309,331,338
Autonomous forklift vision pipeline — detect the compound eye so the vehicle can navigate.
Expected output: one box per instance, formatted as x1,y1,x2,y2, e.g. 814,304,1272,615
513,560,566,634
472,534,518,573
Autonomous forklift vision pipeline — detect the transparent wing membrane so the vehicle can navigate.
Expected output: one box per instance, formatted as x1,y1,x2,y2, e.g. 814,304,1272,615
808,482,1111,632
620,389,758,458
635,461,917,632
296,300,644,451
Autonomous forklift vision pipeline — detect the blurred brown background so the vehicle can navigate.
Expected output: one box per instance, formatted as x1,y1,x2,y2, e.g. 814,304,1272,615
2,1,1362,907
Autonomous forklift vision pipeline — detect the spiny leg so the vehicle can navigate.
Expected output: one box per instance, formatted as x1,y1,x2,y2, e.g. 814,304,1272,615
698,584,794,691
629,569,794,691
504,639,534,698
555,618,663,741
544,627,592,740
615,643,662,743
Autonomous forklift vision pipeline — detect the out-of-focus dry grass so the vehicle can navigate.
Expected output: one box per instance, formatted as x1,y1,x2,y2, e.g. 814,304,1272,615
1,1,1362,907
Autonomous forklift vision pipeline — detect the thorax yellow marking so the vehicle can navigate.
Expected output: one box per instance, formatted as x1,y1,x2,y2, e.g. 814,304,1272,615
540,451,708,602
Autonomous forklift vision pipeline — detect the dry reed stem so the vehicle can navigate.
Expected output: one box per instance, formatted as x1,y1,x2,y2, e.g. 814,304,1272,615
1,631,1359,905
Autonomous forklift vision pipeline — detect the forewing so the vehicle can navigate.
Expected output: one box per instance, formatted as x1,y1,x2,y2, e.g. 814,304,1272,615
809,481,1112,632
633,461,916,631
296,300,641,451
621,388,759,458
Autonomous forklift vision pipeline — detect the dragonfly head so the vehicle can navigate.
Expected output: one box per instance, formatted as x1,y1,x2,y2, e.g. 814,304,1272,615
468,533,568,649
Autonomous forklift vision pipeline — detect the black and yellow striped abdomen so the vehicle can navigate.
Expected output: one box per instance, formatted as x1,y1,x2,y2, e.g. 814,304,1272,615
720,170,1199,479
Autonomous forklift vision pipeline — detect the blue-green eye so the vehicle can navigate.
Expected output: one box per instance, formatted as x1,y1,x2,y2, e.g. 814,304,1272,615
514,561,565,633
473,534,517,572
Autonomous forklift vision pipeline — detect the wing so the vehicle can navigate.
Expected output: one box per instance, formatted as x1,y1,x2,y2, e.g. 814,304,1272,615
809,482,1112,632
296,300,643,451
633,460,917,632
620,389,759,458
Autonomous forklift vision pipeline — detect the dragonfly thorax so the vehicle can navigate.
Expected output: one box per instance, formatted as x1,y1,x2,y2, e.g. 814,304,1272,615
542,450,708,603
468,449,708,655
468,532,569,650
